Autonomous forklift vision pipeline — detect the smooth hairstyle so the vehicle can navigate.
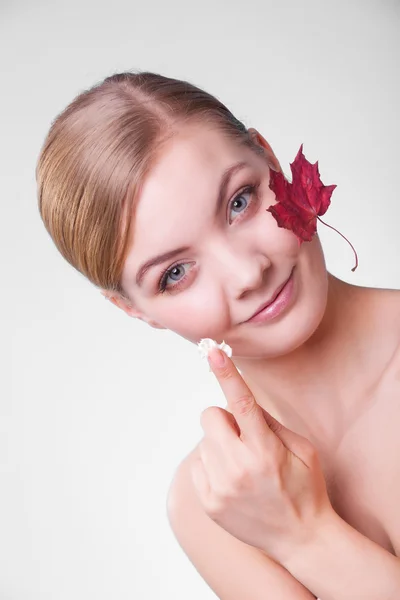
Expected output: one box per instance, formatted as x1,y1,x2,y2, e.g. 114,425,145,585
36,70,266,302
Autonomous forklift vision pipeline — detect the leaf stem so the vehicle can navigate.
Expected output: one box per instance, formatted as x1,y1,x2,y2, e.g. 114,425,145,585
317,216,358,272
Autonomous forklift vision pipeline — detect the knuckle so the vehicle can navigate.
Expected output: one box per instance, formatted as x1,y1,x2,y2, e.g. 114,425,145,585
200,406,215,419
200,406,221,428
218,485,236,502
235,394,256,416
206,497,224,519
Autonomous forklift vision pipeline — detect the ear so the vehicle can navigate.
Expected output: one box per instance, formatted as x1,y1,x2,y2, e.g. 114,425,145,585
100,290,166,330
247,128,283,174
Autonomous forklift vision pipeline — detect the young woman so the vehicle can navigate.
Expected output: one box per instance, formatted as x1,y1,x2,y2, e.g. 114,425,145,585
36,71,400,599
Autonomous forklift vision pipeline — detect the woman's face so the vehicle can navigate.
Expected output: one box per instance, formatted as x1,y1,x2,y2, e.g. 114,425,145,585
116,122,329,359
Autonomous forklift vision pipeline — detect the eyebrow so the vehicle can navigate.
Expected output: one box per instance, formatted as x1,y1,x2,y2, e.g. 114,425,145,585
135,161,249,287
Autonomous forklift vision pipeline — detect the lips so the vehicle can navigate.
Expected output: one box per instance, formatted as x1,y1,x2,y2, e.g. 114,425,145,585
243,269,294,323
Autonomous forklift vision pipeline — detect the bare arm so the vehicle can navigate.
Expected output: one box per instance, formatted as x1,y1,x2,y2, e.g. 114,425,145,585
282,511,400,600
279,437,400,600
166,452,317,600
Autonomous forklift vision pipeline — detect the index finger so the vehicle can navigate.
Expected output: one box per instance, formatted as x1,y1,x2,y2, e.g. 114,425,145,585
207,347,274,447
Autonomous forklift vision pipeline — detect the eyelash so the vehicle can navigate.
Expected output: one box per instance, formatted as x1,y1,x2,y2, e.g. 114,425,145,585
157,182,260,294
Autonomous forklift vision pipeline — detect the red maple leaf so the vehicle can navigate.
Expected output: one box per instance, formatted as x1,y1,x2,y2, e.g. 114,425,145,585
267,144,358,271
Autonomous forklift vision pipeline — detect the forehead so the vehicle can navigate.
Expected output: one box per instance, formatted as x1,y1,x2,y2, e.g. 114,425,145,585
123,124,255,276
137,123,246,215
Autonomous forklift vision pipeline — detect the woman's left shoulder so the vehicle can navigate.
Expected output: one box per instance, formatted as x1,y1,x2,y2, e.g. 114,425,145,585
382,287,400,339
370,285,400,336
364,285,400,372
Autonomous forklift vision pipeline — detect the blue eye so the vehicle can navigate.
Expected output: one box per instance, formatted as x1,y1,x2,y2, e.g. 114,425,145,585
158,262,192,294
228,185,255,223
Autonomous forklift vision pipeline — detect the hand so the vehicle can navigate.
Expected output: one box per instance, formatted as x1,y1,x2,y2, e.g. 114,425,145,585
190,346,334,565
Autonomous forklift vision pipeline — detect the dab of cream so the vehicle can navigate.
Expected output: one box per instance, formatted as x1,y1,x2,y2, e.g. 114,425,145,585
197,338,233,360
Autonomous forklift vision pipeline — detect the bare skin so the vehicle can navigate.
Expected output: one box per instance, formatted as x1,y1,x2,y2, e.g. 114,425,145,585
229,281,400,555
102,122,400,594
166,285,400,598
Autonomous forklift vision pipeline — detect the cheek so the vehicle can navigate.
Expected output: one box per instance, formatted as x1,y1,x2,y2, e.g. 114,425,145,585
300,234,327,276
256,203,300,259
296,237,329,321
154,291,229,343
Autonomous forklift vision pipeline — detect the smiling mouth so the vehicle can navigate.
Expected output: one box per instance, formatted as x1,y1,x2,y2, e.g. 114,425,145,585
243,269,294,323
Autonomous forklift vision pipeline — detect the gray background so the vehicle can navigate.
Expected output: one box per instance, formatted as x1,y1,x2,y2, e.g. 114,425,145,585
1,0,399,598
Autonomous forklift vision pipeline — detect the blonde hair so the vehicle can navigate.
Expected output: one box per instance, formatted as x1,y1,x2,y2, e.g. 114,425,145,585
36,70,265,301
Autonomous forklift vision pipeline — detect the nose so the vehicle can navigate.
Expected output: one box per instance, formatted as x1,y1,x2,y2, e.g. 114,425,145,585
214,245,272,299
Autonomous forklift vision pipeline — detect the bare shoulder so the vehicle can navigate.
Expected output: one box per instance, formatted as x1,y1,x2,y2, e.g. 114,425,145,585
359,284,400,370
375,286,400,368
166,446,316,599
371,285,400,332
361,287,400,555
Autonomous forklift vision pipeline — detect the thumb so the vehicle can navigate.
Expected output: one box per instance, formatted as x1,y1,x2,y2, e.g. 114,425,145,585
261,408,316,466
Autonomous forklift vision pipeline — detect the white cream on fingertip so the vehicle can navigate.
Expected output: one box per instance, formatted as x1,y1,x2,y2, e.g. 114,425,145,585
197,338,233,360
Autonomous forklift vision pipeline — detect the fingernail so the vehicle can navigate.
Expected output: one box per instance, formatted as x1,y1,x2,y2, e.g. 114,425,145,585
208,347,226,368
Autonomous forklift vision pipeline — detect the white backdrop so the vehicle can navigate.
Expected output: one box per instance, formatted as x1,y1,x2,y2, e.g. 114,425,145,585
2,0,399,598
